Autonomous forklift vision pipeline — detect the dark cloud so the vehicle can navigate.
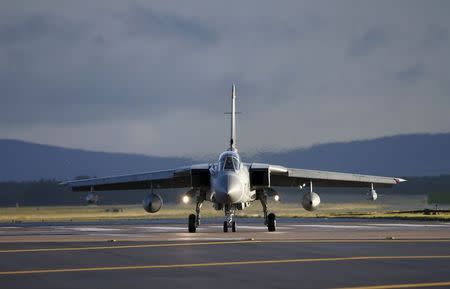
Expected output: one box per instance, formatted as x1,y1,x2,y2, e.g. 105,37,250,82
124,4,219,45
0,1,450,156
348,27,388,57
0,11,215,125
422,24,448,50
396,63,425,83
0,14,85,46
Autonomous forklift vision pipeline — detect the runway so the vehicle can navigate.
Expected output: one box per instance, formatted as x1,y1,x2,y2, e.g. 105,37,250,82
1,218,450,289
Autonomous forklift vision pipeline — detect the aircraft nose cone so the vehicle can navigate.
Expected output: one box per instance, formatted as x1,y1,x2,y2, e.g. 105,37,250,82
215,174,243,204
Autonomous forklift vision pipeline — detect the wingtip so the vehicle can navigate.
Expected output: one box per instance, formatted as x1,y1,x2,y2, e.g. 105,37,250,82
394,178,407,184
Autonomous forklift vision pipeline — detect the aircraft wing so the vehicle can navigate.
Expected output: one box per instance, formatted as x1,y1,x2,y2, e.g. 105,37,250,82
62,164,211,191
249,163,406,188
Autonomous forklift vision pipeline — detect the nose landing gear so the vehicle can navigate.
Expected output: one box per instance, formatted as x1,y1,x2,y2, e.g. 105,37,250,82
223,221,236,232
223,205,236,232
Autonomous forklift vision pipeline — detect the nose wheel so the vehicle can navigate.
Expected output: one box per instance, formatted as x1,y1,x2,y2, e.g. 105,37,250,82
223,221,236,232
223,205,236,232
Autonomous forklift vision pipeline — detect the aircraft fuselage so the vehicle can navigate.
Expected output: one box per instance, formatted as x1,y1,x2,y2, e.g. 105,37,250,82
210,150,255,205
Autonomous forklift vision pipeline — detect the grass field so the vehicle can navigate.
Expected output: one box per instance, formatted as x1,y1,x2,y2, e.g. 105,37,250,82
1,198,450,222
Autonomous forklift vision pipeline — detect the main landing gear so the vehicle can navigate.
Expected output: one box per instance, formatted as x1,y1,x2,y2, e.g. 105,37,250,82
188,196,276,233
267,212,276,232
188,198,203,233
260,193,277,232
188,214,196,233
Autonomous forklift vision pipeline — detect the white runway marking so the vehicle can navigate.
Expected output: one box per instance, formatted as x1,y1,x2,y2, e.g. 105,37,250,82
225,225,268,230
290,224,377,229
236,225,291,230
63,227,123,232
369,223,450,228
134,226,185,231
87,233,153,238
207,225,290,230
289,223,450,229
166,237,252,241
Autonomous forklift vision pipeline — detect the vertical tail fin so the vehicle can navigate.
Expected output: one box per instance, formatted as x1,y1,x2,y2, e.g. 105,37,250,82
230,83,237,151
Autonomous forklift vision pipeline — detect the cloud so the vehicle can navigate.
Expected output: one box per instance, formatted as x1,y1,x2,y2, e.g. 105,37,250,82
348,27,388,57
124,4,219,45
422,24,448,50
1,0,450,157
0,14,84,46
396,63,425,83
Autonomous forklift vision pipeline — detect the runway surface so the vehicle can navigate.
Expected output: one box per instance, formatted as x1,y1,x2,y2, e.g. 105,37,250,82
1,218,450,289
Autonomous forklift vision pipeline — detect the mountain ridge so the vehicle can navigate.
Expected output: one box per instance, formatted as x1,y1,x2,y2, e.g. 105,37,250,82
1,133,450,181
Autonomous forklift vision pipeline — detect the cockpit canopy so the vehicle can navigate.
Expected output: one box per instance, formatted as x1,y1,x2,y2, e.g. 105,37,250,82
218,151,240,171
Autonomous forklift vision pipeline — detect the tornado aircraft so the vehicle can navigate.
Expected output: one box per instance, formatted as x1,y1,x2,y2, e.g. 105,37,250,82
64,85,406,232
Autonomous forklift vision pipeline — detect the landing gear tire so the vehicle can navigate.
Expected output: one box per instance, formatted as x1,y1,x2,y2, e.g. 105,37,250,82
223,221,228,233
267,213,276,232
188,214,196,233
231,221,236,232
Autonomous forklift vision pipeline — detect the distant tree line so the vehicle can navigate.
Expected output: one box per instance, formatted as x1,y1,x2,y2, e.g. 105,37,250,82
0,175,449,207
0,179,85,206
393,175,450,195
0,178,183,207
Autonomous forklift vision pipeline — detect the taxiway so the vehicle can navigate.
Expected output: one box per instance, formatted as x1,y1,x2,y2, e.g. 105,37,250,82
1,218,450,289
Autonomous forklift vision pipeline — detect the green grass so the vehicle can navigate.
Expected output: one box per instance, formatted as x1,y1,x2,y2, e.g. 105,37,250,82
1,201,449,222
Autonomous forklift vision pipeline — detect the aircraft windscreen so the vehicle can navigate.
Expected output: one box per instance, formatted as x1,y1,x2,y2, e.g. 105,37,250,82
220,154,240,171
224,156,234,170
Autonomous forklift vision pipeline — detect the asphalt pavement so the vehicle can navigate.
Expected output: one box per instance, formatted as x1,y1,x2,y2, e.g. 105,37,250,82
1,218,450,289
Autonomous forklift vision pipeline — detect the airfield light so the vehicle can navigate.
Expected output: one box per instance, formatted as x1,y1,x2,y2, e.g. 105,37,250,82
182,195,190,204
274,195,280,202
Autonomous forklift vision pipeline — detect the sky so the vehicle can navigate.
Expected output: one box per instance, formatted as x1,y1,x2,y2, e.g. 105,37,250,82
1,0,450,158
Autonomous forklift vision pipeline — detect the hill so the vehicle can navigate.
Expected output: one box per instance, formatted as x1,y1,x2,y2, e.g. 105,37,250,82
1,133,450,181
0,139,190,181
252,133,450,176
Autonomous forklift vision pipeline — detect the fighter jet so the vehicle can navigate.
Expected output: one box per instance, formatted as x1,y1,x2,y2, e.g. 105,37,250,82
63,84,406,232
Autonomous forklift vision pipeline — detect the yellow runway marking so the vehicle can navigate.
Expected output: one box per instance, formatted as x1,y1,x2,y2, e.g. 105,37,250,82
0,255,449,275
0,240,259,253
263,239,450,244
1,239,450,253
336,280,450,289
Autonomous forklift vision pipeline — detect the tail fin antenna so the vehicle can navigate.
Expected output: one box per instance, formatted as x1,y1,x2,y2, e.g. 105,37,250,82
230,83,237,151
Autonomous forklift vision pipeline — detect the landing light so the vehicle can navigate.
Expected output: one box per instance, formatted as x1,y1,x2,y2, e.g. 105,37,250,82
274,195,280,202
182,195,190,204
